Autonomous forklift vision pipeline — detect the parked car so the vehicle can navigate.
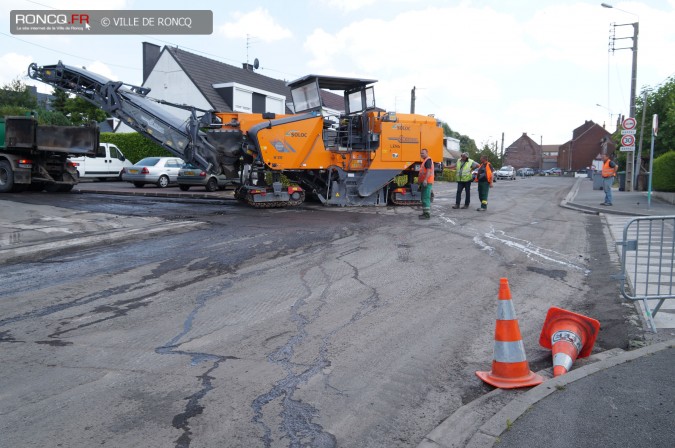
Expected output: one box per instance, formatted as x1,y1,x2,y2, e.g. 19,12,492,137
544,167,562,176
495,165,516,180
121,157,184,188
177,163,233,192
517,167,535,177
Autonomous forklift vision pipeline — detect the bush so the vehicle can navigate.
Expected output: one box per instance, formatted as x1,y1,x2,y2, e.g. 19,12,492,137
437,168,457,182
652,150,675,192
99,132,172,164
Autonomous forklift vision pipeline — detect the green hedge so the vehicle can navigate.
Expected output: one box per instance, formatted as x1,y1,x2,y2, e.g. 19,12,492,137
99,132,172,164
652,150,675,192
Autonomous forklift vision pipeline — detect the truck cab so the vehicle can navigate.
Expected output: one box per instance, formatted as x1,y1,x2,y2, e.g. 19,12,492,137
69,142,133,180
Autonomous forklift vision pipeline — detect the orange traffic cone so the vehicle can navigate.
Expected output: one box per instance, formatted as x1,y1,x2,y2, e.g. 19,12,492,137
539,307,600,377
476,278,544,389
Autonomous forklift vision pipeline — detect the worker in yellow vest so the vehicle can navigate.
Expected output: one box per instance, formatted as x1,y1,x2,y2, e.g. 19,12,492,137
448,152,479,209
601,153,618,206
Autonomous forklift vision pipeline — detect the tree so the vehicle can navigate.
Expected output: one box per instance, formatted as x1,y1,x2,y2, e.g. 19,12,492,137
440,120,479,157
65,96,107,125
51,88,69,114
478,144,501,168
635,75,674,159
0,78,38,109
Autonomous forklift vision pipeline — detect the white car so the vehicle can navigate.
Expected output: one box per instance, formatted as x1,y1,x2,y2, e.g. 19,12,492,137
121,157,184,188
495,166,516,180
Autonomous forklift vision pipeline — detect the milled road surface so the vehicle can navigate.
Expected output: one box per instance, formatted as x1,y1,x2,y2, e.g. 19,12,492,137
0,177,642,447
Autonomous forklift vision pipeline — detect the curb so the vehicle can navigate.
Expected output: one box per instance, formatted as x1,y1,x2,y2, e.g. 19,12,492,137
467,339,674,447
418,339,674,448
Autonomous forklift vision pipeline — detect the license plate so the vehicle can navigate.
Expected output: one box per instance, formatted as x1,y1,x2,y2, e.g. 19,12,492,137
128,169,138,174
184,171,194,176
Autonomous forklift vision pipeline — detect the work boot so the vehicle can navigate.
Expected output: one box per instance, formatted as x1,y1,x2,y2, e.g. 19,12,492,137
452,204,460,209
461,204,470,209
419,212,431,219
476,208,486,212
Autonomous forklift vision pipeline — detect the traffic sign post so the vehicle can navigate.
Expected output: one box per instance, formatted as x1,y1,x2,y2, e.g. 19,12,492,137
621,117,636,192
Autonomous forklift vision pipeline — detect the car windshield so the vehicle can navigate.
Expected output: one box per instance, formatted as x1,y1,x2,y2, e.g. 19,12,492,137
136,157,161,166
182,163,198,169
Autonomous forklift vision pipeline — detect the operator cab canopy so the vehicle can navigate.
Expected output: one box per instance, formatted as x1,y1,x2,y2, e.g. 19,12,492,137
287,75,377,116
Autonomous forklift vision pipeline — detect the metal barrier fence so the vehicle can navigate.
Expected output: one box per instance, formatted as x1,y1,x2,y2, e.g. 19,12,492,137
616,215,675,333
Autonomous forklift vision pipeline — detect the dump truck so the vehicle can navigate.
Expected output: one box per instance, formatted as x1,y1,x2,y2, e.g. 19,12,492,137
0,113,98,193
28,61,443,206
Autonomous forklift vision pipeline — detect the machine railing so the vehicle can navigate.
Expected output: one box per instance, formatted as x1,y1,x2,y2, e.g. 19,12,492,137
615,215,675,332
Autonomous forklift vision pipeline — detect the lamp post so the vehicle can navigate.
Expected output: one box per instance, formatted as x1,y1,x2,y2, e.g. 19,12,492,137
529,133,544,169
602,2,639,191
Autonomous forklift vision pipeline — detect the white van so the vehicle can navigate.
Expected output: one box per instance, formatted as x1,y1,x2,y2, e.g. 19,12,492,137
69,143,133,180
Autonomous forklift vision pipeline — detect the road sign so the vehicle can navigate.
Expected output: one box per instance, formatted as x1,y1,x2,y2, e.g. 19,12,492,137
621,134,636,147
620,146,635,152
622,117,637,130
621,129,637,135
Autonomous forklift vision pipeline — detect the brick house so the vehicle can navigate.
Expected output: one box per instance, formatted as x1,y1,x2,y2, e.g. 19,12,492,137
558,120,616,171
503,133,543,169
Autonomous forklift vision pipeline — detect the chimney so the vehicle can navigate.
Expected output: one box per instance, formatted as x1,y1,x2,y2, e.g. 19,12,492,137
242,62,254,71
142,42,161,84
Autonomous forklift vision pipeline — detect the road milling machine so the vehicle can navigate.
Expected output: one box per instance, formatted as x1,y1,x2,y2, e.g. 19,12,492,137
29,61,443,207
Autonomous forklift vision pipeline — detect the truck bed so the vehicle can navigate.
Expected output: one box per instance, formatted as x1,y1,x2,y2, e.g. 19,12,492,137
1,116,97,156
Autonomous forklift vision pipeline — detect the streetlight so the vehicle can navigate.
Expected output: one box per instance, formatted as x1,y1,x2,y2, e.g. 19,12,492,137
602,2,639,191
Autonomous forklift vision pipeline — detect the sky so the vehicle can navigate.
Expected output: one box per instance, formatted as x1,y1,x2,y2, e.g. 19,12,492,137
1,0,674,149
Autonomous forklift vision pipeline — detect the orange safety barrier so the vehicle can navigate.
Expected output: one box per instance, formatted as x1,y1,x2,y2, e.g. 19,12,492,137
476,278,544,389
539,307,600,377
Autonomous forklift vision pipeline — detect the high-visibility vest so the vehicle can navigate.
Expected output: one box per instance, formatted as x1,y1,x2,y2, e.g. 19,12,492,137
602,159,617,178
419,156,434,184
475,162,493,183
456,158,475,181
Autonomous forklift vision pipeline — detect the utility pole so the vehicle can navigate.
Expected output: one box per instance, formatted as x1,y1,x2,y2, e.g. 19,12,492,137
604,2,639,191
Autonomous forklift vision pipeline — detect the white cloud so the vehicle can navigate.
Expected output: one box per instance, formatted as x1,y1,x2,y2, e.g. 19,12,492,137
84,61,118,81
301,1,674,145
218,7,292,42
0,52,33,86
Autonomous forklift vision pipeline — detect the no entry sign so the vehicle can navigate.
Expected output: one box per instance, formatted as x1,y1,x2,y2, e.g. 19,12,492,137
622,117,637,131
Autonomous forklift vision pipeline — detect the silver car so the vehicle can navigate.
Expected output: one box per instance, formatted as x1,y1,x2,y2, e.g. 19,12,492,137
177,163,233,192
122,157,184,188
495,165,516,180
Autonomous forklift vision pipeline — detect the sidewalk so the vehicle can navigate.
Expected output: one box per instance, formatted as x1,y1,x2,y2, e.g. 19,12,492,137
420,178,675,448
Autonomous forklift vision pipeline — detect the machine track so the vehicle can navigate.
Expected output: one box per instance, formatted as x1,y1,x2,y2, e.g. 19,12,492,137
235,188,306,209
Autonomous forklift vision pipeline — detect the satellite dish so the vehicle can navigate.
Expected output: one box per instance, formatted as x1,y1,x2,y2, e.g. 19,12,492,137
253,58,259,69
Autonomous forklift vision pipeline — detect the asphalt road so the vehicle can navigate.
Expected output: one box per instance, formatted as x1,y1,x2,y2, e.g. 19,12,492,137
0,177,644,448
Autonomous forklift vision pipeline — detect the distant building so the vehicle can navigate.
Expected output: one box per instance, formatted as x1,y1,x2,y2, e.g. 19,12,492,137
503,133,543,169
443,136,461,166
558,120,616,171
541,145,559,170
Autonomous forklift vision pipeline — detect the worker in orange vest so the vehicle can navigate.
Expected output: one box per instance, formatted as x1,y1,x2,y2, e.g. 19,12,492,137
474,155,493,211
601,153,618,206
418,148,434,219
